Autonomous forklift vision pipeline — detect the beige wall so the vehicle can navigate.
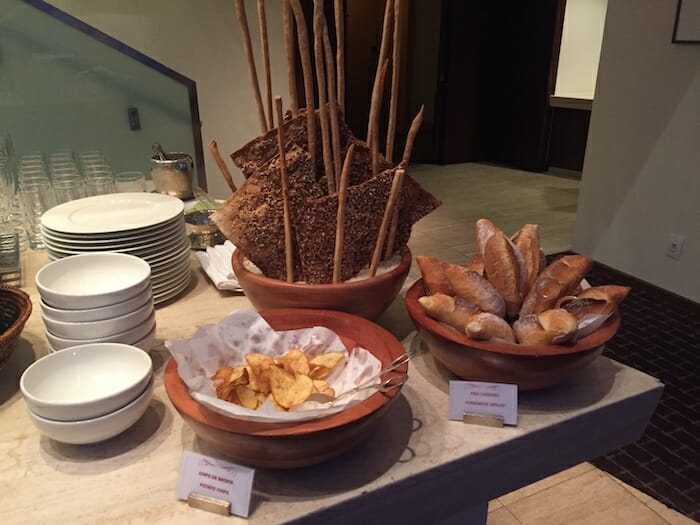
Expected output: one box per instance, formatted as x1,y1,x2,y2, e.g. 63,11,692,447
573,0,700,301
554,0,607,99
49,0,289,199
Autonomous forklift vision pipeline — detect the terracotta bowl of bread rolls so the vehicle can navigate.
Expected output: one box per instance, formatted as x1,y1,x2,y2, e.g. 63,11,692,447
405,279,620,390
405,219,628,390
164,308,408,468
231,247,412,321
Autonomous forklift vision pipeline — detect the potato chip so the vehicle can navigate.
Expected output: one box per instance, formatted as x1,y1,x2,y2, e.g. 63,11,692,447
245,353,274,394
270,366,314,409
212,348,346,411
312,379,335,397
309,352,345,370
278,348,310,375
236,385,260,410
308,365,330,380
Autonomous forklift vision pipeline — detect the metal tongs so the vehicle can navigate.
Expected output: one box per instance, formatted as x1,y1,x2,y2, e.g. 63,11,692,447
333,352,412,401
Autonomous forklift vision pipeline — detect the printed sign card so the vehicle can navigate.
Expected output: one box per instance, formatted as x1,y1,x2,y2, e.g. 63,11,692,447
177,450,255,517
448,380,518,426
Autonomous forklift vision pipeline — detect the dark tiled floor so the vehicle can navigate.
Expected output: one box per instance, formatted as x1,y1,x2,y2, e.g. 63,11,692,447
584,261,700,522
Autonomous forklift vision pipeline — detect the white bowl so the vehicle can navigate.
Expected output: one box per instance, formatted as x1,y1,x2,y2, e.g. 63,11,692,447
45,312,156,351
26,378,154,444
20,343,152,421
35,253,151,310
39,287,153,323
133,323,157,352
41,301,154,340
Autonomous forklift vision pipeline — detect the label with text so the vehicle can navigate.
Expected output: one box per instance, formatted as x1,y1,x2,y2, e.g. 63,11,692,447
448,380,518,425
176,450,255,517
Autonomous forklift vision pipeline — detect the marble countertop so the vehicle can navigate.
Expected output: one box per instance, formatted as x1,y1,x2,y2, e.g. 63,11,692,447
0,250,663,524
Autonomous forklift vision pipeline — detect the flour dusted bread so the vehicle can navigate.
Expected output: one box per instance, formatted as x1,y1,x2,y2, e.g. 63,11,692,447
483,231,523,318
416,256,454,296
510,224,541,296
418,293,480,332
442,263,505,317
519,255,593,317
465,312,516,343
513,308,578,345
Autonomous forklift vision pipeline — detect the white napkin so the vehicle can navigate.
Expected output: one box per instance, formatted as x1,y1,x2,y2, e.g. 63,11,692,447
195,240,242,291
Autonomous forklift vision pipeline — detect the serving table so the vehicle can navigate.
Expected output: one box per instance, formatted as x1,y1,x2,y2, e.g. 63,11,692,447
0,250,662,524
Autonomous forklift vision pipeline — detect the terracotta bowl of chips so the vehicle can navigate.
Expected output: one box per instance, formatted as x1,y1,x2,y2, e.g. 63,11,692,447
404,279,620,390
164,308,408,468
230,248,412,320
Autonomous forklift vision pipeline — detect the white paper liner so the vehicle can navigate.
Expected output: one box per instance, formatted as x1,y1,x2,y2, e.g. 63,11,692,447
166,310,383,423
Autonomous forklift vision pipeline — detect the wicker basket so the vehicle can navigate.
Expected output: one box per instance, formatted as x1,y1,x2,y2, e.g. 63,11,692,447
0,284,33,368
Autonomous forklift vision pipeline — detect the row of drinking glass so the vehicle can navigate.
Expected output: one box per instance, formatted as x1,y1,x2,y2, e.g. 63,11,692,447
2,151,147,250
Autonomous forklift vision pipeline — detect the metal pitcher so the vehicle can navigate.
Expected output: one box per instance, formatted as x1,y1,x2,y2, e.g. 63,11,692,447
151,152,194,200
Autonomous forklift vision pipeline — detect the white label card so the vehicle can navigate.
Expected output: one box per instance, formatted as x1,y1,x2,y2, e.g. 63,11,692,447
448,380,518,426
177,450,255,517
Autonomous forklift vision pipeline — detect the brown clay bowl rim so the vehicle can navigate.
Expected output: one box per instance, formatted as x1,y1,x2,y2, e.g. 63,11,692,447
231,247,412,291
164,308,408,436
405,279,620,356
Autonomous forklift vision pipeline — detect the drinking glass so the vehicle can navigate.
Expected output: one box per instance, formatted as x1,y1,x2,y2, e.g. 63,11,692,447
115,171,146,192
53,176,86,204
19,179,56,249
85,170,115,196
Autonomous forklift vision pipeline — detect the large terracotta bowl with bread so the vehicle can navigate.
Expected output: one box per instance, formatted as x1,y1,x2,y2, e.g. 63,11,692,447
231,248,412,320
164,308,408,468
405,279,620,390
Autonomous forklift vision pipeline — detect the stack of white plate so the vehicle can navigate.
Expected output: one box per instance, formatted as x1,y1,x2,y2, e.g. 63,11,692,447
35,253,157,352
39,192,191,304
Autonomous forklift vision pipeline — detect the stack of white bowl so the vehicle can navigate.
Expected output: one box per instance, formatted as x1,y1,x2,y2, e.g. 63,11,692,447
20,343,153,444
35,252,156,352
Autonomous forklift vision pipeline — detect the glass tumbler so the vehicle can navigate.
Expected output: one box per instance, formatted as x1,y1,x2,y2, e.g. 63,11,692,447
115,171,146,192
19,179,56,250
85,170,115,196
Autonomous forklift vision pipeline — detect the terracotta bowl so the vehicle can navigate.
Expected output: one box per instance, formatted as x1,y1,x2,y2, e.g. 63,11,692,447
231,248,412,320
164,308,408,468
404,279,621,390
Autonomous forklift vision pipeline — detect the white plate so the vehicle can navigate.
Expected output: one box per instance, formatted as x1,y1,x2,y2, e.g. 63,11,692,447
42,228,188,255
152,264,192,293
152,258,191,287
44,231,189,260
41,218,185,247
153,272,192,304
41,193,184,235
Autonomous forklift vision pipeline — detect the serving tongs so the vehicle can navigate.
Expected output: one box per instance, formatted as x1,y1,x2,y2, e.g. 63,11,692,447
331,352,412,401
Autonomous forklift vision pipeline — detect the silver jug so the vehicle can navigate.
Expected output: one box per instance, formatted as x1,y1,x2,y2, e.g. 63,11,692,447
151,153,194,200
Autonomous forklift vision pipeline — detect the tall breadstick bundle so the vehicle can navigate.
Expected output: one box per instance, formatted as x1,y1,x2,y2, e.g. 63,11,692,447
234,0,268,134
313,0,335,192
274,97,295,282
257,0,274,129
282,0,298,115
367,0,394,146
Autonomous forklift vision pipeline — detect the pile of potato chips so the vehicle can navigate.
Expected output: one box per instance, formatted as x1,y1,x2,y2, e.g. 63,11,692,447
211,349,346,411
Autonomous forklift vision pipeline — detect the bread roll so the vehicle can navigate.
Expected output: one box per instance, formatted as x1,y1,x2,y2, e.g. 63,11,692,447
442,263,506,318
513,308,577,345
519,254,593,316
418,293,480,331
465,312,516,343
577,285,631,307
465,253,484,276
483,231,523,318
510,224,540,296
416,255,454,296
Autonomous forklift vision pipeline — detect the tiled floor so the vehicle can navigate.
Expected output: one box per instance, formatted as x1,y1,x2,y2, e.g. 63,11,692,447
407,163,697,525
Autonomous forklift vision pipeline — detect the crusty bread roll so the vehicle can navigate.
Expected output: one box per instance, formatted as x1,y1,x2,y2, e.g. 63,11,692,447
513,308,577,345
511,224,540,297
519,254,593,316
577,285,631,307
442,263,506,318
418,293,480,331
465,312,516,343
416,255,454,296
465,253,484,276
483,231,523,318
475,218,498,256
